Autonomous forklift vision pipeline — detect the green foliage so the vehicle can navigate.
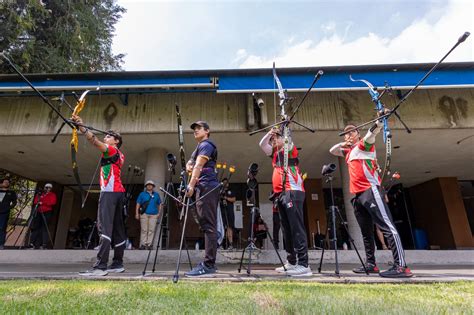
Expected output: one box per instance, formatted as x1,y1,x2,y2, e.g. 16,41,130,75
0,280,473,314
0,0,125,73
0,169,36,226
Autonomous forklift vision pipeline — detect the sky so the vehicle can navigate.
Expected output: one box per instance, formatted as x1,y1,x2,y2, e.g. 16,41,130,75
112,0,474,71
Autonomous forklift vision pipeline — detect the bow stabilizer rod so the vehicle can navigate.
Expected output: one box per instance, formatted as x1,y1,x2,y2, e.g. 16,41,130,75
249,68,324,136
339,31,470,137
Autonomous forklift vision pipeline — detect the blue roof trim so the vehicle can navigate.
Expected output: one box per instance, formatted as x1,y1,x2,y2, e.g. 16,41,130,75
0,76,212,89
217,68,474,92
0,65,472,92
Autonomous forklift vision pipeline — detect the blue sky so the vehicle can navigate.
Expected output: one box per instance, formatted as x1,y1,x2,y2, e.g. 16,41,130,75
113,0,473,70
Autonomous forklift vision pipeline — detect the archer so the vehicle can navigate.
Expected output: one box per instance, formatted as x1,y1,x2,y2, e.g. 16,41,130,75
72,114,128,277
329,111,413,278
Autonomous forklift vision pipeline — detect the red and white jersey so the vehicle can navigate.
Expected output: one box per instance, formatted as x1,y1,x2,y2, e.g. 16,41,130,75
271,146,305,193
100,145,125,193
341,140,381,194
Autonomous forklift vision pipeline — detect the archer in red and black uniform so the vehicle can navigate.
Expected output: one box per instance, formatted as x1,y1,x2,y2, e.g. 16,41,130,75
184,121,220,277
72,114,127,277
259,127,311,277
31,183,57,248
330,119,413,278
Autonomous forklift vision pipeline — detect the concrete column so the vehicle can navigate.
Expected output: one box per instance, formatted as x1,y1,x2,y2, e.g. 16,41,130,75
145,148,167,248
145,148,167,193
54,187,75,249
338,157,364,250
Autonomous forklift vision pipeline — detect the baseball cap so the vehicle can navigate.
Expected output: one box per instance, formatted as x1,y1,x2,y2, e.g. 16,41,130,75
145,180,155,187
190,121,210,130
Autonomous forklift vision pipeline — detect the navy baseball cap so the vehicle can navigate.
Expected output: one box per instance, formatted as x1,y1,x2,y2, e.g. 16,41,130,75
190,121,210,130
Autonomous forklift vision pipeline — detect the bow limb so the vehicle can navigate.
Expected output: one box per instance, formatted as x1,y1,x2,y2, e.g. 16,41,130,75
69,90,91,205
350,76,392,182
273,64,290,192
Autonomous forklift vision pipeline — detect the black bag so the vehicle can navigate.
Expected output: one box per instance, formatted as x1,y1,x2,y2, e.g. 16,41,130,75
139,194,153,215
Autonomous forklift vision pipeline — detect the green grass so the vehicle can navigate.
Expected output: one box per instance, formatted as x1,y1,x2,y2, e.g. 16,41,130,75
0,280,472,314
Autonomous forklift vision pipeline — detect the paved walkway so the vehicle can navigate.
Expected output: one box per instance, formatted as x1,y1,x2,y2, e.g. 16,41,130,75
0,263,472,283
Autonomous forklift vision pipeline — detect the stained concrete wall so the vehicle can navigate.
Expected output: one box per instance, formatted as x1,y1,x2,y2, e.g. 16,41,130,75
0,89,473,136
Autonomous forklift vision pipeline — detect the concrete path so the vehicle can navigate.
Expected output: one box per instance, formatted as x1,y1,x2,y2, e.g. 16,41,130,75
0,263,472,283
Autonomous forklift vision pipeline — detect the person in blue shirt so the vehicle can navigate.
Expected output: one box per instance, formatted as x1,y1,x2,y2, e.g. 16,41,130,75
135,180,162,250
184,121,220,277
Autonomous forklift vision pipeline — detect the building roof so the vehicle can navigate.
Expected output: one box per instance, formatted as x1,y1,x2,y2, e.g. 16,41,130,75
0,62,473,96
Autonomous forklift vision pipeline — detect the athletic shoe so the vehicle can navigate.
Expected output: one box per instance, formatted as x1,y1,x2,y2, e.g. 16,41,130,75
286,265,313,277
352,263,380,274
227,245,234,251
380,265,413,278
79,269,108,276
106,265,125,273
275,262,297,273
184,262,216,277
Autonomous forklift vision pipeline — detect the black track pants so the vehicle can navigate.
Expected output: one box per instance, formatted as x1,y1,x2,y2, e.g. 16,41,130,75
352,185,407,267
272,212,281,249
93,192,127,270
277,190,308,267
195,183,220,268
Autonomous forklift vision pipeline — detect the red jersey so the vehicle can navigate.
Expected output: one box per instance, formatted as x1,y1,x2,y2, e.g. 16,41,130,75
271,146,305,193
33,191,57,213
100,145,125,192
341,140,381,194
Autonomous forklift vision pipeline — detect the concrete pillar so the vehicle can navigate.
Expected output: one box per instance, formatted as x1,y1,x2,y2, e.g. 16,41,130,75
338,157,364,250
144,147,167,248
145,148,167,192
54,187,75,249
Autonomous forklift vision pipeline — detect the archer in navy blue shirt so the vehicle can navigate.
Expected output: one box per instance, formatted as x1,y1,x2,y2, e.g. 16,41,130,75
189,139,218,186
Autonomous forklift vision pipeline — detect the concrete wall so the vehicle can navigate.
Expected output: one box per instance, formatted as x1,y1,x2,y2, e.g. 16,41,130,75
1,88,473,136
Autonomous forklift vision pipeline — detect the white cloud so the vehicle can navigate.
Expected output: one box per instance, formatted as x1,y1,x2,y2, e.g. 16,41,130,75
238,0,473,68
321,21,336,33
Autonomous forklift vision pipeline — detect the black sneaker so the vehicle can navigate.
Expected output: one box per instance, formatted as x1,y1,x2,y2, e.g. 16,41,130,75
184,262,216,277
352,263,380,274
380,265,413,278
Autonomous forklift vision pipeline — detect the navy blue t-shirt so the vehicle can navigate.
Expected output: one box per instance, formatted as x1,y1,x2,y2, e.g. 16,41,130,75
190,139,218,185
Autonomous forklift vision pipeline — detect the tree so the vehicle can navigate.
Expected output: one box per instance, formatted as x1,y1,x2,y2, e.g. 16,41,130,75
0,0,126,73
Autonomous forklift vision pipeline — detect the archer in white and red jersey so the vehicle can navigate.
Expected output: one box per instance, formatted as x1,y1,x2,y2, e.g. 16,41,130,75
260,130,305,193
271,145,305,193
329,119,412,278
100,144,125,193
71,114,127,276
259,127,310,276
330,124,382,194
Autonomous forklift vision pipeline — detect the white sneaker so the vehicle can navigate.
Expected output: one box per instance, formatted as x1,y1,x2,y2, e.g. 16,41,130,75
286,265,312,277
79,269,108,277
106,266,125,273
275,262,297,273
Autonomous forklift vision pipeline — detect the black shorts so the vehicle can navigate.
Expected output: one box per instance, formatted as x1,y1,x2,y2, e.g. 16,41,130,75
221,204,235,229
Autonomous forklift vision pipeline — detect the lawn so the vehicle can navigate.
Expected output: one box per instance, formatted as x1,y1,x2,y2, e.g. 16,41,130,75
0,280,472,314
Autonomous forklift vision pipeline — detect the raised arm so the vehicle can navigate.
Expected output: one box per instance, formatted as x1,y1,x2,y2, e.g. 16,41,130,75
71,114,108,153
259,131,273,156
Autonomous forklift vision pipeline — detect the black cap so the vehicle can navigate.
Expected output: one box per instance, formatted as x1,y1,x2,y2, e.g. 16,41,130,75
190,121,210,130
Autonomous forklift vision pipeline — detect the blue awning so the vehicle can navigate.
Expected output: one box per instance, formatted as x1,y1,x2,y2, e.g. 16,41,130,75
217,68,474,93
